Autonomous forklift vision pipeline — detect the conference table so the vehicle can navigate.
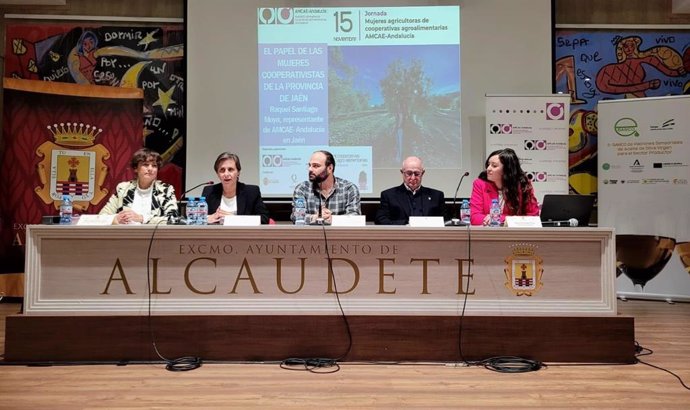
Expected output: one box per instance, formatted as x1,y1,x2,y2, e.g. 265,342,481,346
4,225,634,363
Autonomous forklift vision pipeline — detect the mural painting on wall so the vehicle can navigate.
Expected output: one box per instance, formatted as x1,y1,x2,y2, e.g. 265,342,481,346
554,30,690,197
4,24,185,191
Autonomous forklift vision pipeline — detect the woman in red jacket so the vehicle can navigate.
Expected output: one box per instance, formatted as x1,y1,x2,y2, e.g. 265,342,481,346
470,148,539,226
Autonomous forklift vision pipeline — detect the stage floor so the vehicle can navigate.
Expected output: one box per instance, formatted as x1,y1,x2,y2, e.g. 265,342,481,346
1,300,689,408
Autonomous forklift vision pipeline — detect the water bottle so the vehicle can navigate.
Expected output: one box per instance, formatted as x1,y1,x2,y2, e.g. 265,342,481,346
294,197,306,225
460,199,471,224
490,198,501,227
59,194,73,225
197,196,208,225
186,197,197,225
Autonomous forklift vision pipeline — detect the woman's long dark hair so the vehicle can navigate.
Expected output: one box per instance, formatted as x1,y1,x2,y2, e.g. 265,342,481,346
480,148,533,215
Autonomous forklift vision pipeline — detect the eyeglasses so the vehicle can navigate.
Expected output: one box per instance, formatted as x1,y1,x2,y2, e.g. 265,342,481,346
401,170,423,177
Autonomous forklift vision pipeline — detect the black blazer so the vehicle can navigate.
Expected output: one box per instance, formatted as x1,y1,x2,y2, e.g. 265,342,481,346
375,184,446,225
201,182,271,224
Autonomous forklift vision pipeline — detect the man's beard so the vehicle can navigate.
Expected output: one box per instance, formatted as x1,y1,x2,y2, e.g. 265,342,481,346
310,170,328,184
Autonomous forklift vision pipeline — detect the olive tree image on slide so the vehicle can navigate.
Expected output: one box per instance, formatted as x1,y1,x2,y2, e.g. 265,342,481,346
328,45,460,167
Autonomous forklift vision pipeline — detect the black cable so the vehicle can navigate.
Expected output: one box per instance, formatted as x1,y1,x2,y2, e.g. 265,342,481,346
280,357,341,373
634,341,690,391
280,223,353,373
145,220,202,372
0,342,681,386
455,224,543,373
544,341,689,390
634,340,652,357
457,222,472,364
320,223,354,361
479,356,543,373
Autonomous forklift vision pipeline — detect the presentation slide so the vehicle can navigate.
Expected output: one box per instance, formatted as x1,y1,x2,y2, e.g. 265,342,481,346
257,6,460,195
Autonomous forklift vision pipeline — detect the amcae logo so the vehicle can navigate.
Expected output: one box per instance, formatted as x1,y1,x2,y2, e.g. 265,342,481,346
258,8,294,24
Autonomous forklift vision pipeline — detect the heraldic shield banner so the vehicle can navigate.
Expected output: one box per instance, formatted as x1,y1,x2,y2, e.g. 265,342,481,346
0,78,143,274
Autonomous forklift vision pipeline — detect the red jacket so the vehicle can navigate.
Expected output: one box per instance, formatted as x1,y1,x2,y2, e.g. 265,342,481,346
469,178,540,225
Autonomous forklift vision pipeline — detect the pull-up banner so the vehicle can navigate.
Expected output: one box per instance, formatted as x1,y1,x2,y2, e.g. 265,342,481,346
598,95,690,301
0,78,143,274
485,94,570,203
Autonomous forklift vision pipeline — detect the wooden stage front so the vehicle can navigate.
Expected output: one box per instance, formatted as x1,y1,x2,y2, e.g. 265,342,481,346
4,225,634,363
5,314,634,363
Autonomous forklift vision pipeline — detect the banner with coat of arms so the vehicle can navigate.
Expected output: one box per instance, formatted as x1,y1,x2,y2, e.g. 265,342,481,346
0,78,143,274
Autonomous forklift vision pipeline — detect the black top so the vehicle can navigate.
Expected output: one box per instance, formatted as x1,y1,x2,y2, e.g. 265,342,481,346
375,184,446,225
201,182,271,224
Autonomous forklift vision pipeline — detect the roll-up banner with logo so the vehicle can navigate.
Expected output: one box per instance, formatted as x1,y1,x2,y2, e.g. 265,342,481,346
599,95,690,301
485,95,570,203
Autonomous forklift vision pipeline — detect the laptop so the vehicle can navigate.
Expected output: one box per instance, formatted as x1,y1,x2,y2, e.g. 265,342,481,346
539,194,595,227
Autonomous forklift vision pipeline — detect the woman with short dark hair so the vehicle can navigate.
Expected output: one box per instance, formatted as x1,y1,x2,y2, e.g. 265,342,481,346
202,152,270,224
99,148,178,224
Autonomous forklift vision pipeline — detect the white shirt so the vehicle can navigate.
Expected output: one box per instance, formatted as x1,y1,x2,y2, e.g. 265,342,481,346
130,184,153,223
404,183,420,195
220,195,238,215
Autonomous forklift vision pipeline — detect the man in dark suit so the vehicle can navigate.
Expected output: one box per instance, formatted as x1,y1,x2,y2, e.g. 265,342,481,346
375,156,446,225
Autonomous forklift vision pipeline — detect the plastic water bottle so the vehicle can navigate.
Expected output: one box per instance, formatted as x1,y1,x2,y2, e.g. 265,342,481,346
197,196,208,225
294,197,306,225
59,194,73,224
460,199,471,224
490,198,501,227
186,197,197,225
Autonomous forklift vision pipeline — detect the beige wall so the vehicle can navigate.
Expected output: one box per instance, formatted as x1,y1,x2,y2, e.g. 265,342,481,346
555,0,690,24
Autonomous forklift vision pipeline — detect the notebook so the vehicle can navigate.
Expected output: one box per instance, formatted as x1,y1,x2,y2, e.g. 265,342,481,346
539,194,595,227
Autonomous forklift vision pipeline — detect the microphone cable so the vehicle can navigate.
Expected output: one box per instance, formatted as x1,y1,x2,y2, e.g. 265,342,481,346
455,223,543,373
456,222,472,364
633,341,690,391
543,340,689,391
479,355,543,373
280,222,353,374
145,220,202,372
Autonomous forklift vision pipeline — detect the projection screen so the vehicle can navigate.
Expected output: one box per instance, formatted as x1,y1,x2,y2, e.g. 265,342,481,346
186,0,552,198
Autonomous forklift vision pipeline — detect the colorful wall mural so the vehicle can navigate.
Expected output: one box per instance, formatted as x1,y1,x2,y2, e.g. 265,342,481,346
4,24,185,183
554,29,690,200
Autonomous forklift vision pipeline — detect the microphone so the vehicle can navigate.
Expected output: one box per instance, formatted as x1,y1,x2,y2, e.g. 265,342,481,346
182,180,214,198
169,180,213,224
449,171,470,226
543,218,579,227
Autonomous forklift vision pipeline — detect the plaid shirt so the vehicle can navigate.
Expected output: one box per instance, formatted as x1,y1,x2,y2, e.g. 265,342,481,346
291,176,361,223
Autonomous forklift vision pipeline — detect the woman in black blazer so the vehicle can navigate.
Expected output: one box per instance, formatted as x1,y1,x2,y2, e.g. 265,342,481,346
202,152,270,224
